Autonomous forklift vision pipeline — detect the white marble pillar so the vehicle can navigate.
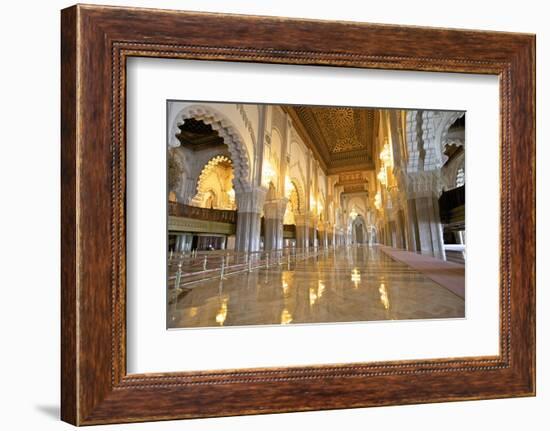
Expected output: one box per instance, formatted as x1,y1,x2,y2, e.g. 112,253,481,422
295,214,309,249
309,216,317,248
406,198,420,252
413,195,445,260
235,187,267,252
263,198,288,251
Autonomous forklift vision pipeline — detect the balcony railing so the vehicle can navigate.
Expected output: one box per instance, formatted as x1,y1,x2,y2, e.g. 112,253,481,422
167,246,342,304
168,201,237,224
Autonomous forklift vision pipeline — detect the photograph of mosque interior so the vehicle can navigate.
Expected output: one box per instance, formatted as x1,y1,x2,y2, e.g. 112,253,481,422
166,101,466,329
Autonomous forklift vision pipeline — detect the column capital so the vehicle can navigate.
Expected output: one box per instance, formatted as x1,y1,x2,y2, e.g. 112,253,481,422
235,186,267,214
263,197,288,219
401,170,443,199
294,213,308,226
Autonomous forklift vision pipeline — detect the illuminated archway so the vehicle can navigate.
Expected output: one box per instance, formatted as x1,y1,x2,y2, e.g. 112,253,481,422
191,155,236,210
170,105,251,192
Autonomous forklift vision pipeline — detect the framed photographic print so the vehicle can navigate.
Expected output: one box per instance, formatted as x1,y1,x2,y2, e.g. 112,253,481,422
61,4,536,425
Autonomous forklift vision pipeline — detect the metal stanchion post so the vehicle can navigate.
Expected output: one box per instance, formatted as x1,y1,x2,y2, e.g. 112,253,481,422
175,261,182,290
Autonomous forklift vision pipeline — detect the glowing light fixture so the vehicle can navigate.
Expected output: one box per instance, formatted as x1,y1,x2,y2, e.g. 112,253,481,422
350,207,358,220
379,141,393,168
262,159,276,186
310,195,317,213
377,168,387,186
317,199,324,214
377,140,393,187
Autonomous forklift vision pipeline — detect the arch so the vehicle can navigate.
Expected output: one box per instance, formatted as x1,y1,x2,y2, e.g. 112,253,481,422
203,190,217,209
454,153,466,187
439,112,465,165
265,181,277,201
366,224,378,245
270,127,284,162
170,105,251,193
405,110,465,172
191,155,235,210
289,178,306,215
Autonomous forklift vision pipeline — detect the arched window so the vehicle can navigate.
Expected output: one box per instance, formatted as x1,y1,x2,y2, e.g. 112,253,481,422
455,160,465,188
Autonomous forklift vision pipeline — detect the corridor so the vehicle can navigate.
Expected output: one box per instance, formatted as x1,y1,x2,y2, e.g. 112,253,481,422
167,246,465,329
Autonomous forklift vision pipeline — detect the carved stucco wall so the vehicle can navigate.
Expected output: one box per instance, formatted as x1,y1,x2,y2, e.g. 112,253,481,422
168,102,256,192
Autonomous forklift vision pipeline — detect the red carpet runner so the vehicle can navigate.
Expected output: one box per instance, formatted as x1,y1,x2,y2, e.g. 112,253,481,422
378,246,465,299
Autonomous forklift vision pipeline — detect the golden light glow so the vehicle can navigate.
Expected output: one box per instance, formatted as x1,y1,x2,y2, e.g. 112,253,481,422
227,188,235,203
262,159,276,186
189,307,198,318
280,308,293,325
310,195,317,212
379,141,393,168
309,280,326,307
350,207,358,220
377,168,387,186
351,268,361,288
374,191,382,210
282,280,290,297
215,298,228,326
284,176,294,198
309,287,318,306
379,283,390,310
318,280,326,297
377,140,393,187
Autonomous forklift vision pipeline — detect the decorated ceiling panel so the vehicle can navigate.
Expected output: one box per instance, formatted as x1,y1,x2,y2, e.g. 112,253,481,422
286,105,376,173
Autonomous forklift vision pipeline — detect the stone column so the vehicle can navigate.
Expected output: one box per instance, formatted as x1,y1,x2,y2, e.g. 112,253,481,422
413,195,445,260
406,198,420,252
402,171,446,260
294,214,308,249
318,225,326,248
396,209,407,249
263,198,288,251
235,187,267,252
428,196,445,260
308,215,317,248
326,227,333,246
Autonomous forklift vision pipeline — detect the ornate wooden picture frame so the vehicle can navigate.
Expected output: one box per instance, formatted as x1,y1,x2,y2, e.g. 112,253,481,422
61,4,535,425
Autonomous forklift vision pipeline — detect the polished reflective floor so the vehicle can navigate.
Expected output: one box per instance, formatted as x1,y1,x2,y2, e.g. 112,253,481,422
167,246,465,329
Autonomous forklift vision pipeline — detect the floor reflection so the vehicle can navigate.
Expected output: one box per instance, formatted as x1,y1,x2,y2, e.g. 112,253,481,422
167,246,465,329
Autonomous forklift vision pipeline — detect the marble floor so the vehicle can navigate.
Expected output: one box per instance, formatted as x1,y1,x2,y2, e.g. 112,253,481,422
167,246,465,329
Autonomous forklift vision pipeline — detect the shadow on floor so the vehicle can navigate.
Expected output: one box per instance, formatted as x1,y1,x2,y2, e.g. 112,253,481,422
35,404,59,420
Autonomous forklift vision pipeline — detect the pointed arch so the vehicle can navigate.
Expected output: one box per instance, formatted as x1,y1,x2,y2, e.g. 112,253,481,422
170,105,251,193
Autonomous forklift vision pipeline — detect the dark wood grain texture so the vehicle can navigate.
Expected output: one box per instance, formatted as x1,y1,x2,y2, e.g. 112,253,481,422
60,4,536,425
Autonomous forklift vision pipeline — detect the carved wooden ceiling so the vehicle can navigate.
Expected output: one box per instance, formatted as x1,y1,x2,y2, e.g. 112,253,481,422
285,105,377,174
335,171,370,197
176,118,225,151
